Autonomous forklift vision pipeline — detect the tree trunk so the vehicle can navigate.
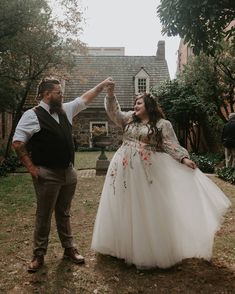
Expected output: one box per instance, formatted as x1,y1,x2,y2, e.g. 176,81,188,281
4,82,32,158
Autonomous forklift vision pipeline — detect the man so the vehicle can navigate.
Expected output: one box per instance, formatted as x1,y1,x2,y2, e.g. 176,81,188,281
221,112,235,168
12,77,114,272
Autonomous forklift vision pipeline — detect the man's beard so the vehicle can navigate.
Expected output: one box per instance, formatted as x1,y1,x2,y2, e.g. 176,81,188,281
49,100,64,114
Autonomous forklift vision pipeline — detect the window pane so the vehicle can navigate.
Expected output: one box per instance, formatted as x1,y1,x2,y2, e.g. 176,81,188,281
138,78,146,92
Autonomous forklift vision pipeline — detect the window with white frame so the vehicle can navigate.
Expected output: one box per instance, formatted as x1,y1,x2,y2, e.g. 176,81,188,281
138,78,147,93
90,121,108,146
134,68,150,94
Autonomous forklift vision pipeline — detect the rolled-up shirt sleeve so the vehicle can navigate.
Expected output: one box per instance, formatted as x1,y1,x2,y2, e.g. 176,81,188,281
63,97,87,124
13,110,40,143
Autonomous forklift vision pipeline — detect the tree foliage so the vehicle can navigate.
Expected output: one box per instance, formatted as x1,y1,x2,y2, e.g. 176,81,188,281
153,80,208,152
0,0,49,50
157,0,235,55
0,0,85,156
179,45,235,122
154,46,235,152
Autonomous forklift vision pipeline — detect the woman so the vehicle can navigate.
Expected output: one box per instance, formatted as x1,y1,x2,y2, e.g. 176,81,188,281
91,84,231,269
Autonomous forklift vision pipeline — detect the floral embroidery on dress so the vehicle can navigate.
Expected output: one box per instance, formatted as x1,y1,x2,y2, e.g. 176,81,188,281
105,95,190,195
122,157,128,168
109,153,129,194
138,145,153,184
139,142,151,161
109,161,118,195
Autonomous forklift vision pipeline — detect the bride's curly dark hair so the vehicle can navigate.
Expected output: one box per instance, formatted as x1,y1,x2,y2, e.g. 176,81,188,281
131,93,165,144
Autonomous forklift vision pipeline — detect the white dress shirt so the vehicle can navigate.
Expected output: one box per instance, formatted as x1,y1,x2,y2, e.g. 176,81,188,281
13,97,86,143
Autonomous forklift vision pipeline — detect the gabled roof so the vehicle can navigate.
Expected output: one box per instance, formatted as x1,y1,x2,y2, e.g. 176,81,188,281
63,54,169,109
134,67,150,77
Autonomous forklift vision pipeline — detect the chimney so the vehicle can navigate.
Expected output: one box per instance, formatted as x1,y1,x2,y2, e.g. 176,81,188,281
156,40,165,60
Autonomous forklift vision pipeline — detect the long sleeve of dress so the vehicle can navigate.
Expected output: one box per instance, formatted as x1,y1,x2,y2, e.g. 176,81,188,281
160,119,189,162
105,95,133,128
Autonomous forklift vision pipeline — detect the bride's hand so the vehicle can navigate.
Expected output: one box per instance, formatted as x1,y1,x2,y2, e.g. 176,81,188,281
107,83,115,97
182,158,197,169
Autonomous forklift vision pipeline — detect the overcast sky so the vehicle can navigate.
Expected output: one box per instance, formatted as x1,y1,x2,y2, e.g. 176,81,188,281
79,0,180,79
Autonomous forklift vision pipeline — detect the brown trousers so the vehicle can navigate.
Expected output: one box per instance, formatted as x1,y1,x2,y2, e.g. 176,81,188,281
32,165,77,256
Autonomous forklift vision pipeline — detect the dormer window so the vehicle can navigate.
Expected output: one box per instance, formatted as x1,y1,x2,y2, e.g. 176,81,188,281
134,67,150,94
138,78,147,93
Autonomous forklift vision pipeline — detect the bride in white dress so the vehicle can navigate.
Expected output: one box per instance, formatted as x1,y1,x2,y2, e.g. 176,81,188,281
91,83,231,269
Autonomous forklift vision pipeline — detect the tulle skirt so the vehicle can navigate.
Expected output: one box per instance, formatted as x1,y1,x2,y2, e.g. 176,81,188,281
91,144,231,269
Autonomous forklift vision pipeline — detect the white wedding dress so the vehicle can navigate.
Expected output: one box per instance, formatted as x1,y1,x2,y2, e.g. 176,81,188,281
91,95,231,269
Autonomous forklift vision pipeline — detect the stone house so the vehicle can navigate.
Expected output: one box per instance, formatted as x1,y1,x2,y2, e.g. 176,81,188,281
62,41,170,148
1,41,169,151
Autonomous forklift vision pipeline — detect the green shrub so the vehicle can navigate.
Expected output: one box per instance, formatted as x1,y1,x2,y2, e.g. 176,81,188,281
217,167,235,184
0,155,22,177
190,153,215,173
202,153,224,165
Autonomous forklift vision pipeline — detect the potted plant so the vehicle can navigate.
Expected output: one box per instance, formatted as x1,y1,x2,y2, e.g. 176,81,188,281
91,126,113,175
91,126,112,148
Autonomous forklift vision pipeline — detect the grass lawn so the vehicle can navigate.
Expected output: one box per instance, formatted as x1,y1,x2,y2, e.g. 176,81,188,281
75,151,115,170
0,152,234,293
14,150,116,172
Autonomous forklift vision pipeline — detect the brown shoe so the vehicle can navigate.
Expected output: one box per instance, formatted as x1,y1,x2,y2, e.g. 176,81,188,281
28,255,44,273
63,247,85,264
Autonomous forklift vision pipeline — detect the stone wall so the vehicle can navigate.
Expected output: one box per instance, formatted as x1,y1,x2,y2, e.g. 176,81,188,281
72,108,125,149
